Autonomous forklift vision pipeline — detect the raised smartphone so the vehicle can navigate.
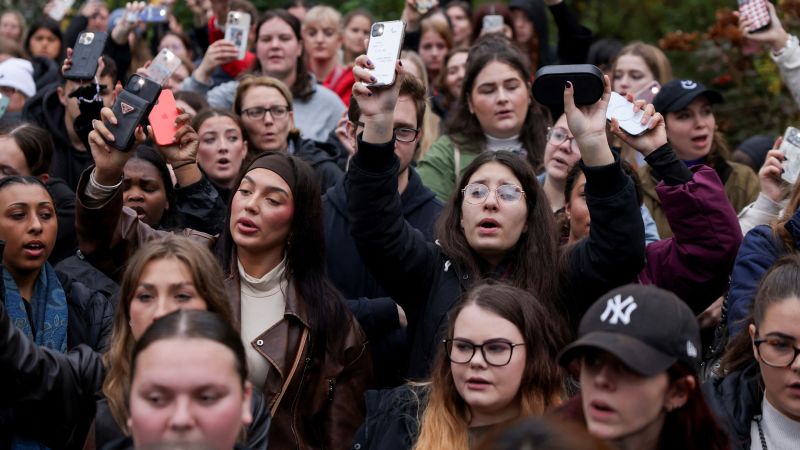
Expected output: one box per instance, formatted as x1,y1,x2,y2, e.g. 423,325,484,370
147,48,182,86
365,20,405,87
141,5,168,23
48,0,76,21
149,90,180,147
634,80,661,104
780,126,800,184
224,11,251,60
106,75,162,151
64,31,107,81
738,0,771,33
606,92,649,136
482,15,504,34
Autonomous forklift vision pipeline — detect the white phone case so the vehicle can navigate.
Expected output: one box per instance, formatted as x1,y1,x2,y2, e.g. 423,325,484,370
606,92,648,136
366,21,405,87
225,11,251,61
780,126,800,184
48,0,76,21
148,48,182,86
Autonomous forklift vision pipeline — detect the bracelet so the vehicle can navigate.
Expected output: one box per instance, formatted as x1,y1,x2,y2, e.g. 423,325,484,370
171,160,197,171
89,167,123,191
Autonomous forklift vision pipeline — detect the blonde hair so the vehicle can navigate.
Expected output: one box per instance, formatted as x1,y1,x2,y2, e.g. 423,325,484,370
420,14,454,50
302,5,341,30
102,236,232,434
234,75,300,143
613,41,673,84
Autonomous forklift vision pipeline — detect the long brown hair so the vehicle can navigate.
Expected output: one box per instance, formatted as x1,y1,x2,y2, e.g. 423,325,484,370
437,151,561,319
102,236,233,434
446,34,550,171
611,41,673,85
414,281,566,449
252,9,314,101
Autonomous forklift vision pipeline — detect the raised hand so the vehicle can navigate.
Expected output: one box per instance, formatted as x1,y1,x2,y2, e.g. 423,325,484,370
610,94,667,157
563,74,614,166
759,144,789,203
194,40,240,84
736,2,790,52
351,54,404,144
88,107,145,185
154,112,199,165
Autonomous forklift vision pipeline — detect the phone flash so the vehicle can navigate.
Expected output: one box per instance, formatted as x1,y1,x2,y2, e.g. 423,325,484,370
651,87,660,96
137,78,145,87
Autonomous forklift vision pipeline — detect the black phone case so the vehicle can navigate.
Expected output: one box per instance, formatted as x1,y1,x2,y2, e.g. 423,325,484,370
108,91,149,151
64,32,108,81
532,64,604,106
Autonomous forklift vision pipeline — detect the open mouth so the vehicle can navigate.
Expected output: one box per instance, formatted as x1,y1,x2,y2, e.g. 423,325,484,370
478,219,500,230
23,242,45,250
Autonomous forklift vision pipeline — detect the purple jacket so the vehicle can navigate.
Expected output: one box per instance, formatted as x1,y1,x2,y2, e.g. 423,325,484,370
638,165,742,313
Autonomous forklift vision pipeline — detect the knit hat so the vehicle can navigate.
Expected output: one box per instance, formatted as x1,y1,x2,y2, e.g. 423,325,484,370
736,134,774,170
0,58,36,98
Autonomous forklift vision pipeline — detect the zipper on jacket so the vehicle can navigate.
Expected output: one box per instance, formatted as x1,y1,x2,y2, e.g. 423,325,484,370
290,356,313,446
327,377,337,402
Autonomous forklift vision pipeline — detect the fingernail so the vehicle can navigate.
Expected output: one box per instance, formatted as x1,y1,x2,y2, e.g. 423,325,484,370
566,81,572,88
370,76,377,83
366,59,373,66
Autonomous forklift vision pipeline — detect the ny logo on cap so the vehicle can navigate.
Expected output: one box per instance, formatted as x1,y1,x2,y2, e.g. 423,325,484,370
121,102,135,115
600,295,638,325
686,340,698,358
681,80,697,90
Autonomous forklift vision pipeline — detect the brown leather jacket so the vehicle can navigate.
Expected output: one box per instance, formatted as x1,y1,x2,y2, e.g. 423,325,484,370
75,169,372,449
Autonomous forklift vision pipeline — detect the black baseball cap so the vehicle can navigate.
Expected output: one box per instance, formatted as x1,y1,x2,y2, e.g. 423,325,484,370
557,284,701,377
652,79,724,114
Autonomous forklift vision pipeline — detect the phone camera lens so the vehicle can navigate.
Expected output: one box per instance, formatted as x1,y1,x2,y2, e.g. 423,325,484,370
371,24,384,37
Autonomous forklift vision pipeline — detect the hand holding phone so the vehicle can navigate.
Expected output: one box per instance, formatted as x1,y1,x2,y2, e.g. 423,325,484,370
738,0,771,33
780,127,800,184
147,48,182,86
482,15,504,34
105,74,162,151
149,90,180,146
224,11,251,60
64,32,108,80
634,81,661,104
606,92,650,136
365,21,405,87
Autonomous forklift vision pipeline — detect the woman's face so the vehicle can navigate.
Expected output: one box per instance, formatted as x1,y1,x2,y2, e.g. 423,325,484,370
450,304,526,425
256,17,302,80
468,61,530,139
511,9,534,45
612,54,654,97
460,161,528,267
665,97,716,161
123,158,169,227
28,27,61,60
159,34,189,59
129,258,208,340
543,114,581,183
302,20,341,62
749,297,800,422
565,172,590,242
445,6,472,47
229,168,294,258
0,136,31,177
0,13,22,41
342,15,371,57
197,116,248,189
164,63,190,92
444,51,468,100
239,86,294,153
0,183,57,275
419,30,448,75
579,351,676,442
129,337,252,449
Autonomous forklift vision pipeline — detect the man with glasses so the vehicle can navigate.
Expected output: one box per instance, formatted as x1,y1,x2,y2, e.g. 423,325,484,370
322,75,442,386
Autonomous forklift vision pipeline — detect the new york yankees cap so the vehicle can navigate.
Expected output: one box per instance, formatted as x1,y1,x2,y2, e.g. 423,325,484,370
557,284,701,377
653,79,723,114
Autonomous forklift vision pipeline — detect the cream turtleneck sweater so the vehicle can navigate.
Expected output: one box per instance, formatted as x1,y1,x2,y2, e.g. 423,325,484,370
238,258,288,390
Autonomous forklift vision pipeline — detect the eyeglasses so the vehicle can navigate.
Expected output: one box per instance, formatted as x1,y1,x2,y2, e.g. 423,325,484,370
241,105,291,120
462,183,525,205
356,121,419,143
754,334,800,368
443,338,524,367
547,126,579,152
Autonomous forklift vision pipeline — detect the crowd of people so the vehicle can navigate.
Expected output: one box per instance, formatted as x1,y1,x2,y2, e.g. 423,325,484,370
1,0,800,449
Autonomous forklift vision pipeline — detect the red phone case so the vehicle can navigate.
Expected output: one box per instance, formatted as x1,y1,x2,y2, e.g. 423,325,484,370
148,89,180,147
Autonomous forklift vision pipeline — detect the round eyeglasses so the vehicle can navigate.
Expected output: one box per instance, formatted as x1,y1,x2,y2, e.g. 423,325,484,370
242,105,291,120
547,126,579,152
754,334,800,368
462,183,525,205
356,121,419,143
444,338,524,367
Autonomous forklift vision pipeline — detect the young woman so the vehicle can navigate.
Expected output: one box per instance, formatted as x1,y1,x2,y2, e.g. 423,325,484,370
353,282,567,449
77,109,372,448
0,9,25,42
182,8,345,142
193,109,249,204
417,35,550,202
432,47,469,125
710,255,800,450
341,9,373,66
444,2,473,49
302,6,355,104
25,16,63,63
643,79,759,238
556,284,730,450
233,75,343,192
350,55,652,377
418,15,453,90
0,236,269,449
122,146,180,230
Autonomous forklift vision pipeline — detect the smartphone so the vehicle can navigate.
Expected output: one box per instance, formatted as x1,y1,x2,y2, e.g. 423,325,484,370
48,0,76,21
415,0,438,14
149,90,180,147
780,126,800,184
634,80,661,104
0,93,10,120
106,74,162,151
606,92,649,136
482,15,505,34
366,21,405,87
224,11,251,60
140,5,168,23
64,32,108,81
738,0,771,33
148,48,182,86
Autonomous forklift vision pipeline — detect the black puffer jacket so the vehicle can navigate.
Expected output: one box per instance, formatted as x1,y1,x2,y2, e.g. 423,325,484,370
705,363,763,450
351,385,424,450
59,270,114,353
347,138,644,379
289,134,344,193
48,177,78,264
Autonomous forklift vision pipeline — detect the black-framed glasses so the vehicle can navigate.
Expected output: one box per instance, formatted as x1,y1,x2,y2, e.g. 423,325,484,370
242,105,291,120
547,126,579,152
754,334,800,368
462,183,525,205
444,338,524,367
356,121,419,143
